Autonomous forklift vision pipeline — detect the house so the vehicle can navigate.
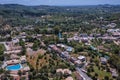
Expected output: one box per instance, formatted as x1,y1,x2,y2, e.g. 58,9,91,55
97,46,109,52
80,34,88,37
73,35,79,41
107,29,120,33
57,44,65,48
6,59,20,65
64,69,72,75
112,32,120,37
36,34,42,38
56,68,63,74
70,57,77,63
79,33,89,42
20,56,27,64
66,47,74,52
23,66,30,72
100,57,107,65
5,42,21,50
67,38,74,42
95,34,102,37
25,43,33,48
65,76,73,80
106,23,117,28
110,68,118,77
100,36,117,41
12,38,19,44
78,56,86,62
74,60,83,67
56,69,72,75
49,45,62,54
10,54,19,59
61,51,70,59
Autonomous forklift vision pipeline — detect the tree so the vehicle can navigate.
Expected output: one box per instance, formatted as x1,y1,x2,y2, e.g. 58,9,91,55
18,70,22,76
19,39,25,47
21,46,26,55
0,44,4,55
104,76,109,80
53,26,60,35
32,40,40,51
75,44,84,52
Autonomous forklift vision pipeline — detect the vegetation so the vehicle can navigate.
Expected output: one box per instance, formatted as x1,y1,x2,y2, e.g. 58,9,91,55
0,4,120,80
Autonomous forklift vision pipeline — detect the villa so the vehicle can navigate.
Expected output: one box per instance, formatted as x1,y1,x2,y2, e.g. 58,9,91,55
5,43,21,51
25,43,33,48
74,60,83,67
70,57,77,63
100,57,107,65
6,59,20,65
56,69,72,75
20,56,27,64
57,44,74,52
106,23,117,28
12,38,19,44
110,68,118,78
73,35,79,41
61,51,70,59
112,32,120,37
107,29,120,33
78,56,86,62
97,46,109,52
65,76,73,80
1,40,30,79
3,55,30,78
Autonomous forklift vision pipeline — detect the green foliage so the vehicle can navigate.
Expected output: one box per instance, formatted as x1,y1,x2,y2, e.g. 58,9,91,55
0,44,4,61
109,54,120,72
19,39,25,47
75,44,84,52
32,40,40,51
0,44,4,55
53,26,60,35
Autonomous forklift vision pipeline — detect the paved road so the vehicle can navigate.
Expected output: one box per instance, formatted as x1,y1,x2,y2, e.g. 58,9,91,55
0,42,11,51
76,67,92,80
49,45,92,80
0,42,5,44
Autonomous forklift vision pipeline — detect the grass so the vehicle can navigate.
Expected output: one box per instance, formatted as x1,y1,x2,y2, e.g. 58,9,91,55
0,44,5,54
26,49,46,69
90,65,113,80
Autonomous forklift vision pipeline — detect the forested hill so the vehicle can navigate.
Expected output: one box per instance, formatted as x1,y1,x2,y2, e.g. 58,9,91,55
0,4,120,17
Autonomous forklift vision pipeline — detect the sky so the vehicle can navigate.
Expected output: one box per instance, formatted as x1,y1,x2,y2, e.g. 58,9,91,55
0,0,120,6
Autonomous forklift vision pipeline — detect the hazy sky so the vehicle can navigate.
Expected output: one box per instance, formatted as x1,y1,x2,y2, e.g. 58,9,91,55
0,0,120,6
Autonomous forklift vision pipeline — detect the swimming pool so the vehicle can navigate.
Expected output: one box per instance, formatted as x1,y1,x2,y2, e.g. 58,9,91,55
6,64,22,71
66,47,73,52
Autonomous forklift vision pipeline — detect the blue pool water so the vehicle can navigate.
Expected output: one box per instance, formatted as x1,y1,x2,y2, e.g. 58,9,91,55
6,64,22,71
66,47,73,52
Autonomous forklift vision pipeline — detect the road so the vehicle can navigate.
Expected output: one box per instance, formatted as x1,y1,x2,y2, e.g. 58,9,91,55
76,67,92,80
0,41,11,51
49,45,93,80
60,54,92,80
